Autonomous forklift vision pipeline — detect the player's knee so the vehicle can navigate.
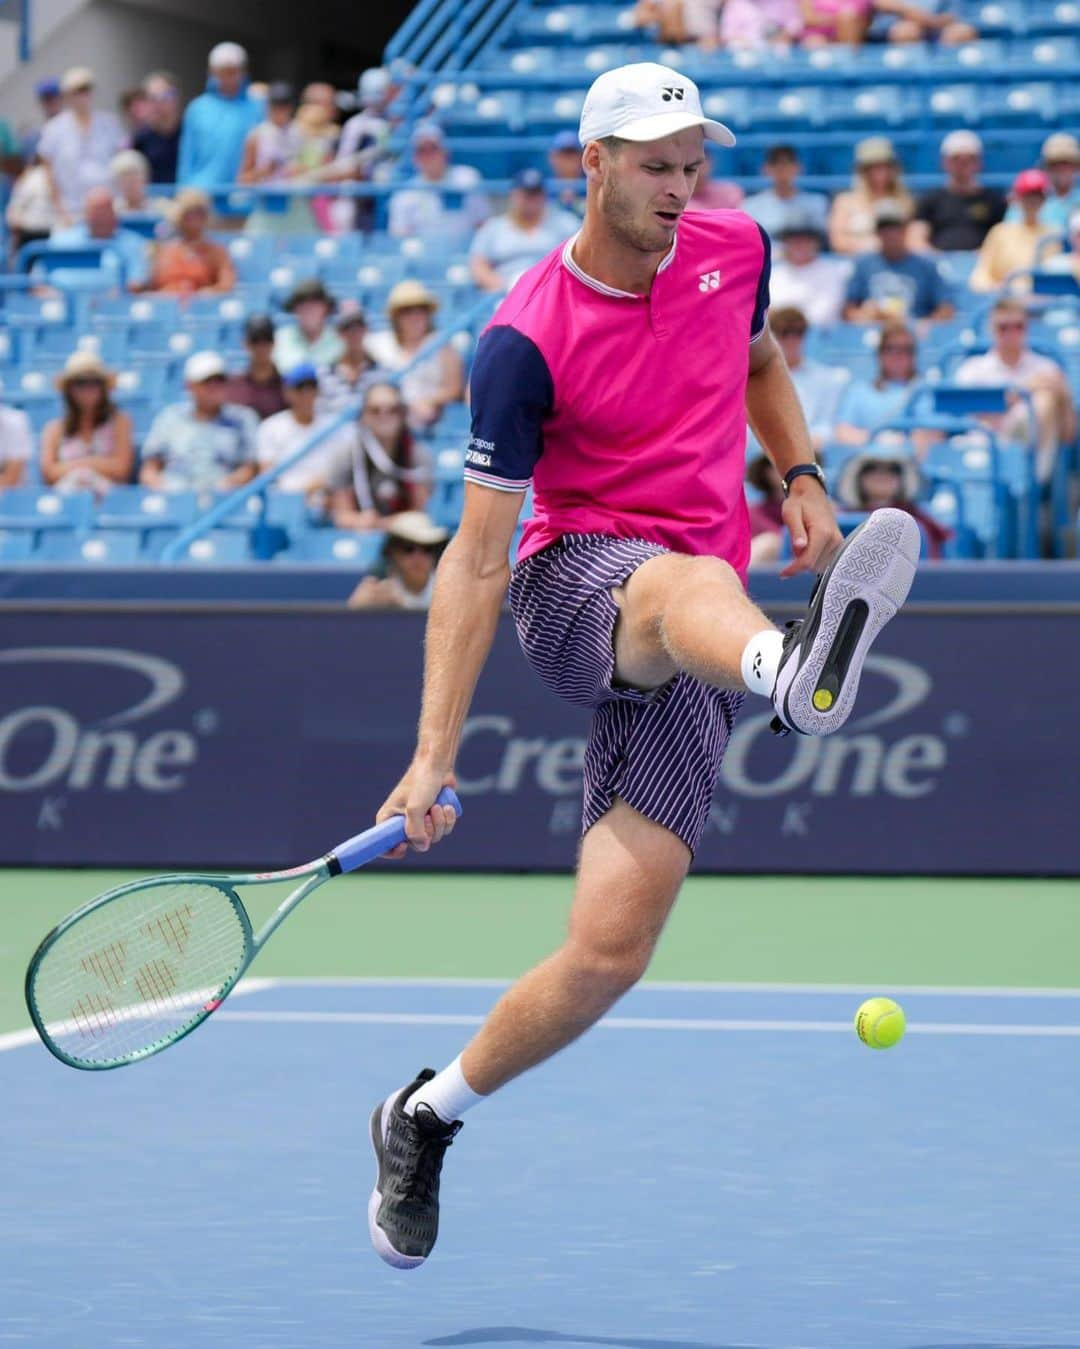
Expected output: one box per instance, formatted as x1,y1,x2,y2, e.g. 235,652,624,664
567,934,654,995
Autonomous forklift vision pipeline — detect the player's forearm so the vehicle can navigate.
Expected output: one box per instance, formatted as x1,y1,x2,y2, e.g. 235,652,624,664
414,536,509,768
745,345,815,478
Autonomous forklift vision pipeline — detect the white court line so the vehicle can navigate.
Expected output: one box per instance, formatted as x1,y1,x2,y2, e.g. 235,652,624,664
216,1010,1080,1038
260,976,1080,999
0,976,278,1056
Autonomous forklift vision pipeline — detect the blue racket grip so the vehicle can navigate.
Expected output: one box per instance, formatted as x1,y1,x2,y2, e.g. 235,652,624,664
328,787,462,875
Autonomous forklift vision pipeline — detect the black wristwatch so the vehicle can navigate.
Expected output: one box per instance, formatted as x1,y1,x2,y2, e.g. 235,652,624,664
781,463,827,496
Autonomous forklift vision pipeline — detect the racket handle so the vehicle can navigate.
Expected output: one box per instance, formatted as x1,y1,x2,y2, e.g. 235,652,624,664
329,787,463,875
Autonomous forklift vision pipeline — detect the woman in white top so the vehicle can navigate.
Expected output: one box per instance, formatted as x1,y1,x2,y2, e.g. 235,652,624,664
364,280,465,429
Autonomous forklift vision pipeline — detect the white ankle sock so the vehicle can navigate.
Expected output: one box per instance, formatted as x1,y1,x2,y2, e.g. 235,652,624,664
740,628,784,698
404,1055,484,1124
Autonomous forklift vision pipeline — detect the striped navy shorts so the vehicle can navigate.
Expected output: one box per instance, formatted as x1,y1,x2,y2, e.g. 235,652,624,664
508,533,744,855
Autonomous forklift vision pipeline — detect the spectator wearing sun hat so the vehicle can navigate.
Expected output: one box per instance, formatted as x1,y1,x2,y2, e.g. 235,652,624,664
829,136,914,256
835,446,949,559
1034,133,1080,233
147,188,235,296
970,169,1057,293
387,121,490,241
910,130,1006,253
40,351,134,493
141,351,258,494
364,280,464,428
177,42,262,190
38,67,127,222
273,279,344,374
469,168,580,293
347,511,449,611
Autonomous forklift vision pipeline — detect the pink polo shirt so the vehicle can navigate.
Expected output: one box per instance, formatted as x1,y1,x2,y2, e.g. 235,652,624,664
464,209,771,579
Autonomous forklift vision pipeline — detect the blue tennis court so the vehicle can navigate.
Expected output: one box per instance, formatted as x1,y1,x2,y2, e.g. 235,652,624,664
2,980,1078,1348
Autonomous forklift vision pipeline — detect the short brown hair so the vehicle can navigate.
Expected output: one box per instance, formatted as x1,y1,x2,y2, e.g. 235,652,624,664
770,307,808,337
992,298,1028,322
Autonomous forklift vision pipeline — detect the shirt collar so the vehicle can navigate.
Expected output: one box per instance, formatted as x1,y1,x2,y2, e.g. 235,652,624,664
561,230,677,299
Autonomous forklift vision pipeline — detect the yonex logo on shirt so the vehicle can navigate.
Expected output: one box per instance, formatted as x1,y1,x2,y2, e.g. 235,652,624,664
698,270,722,292
661,86,685,102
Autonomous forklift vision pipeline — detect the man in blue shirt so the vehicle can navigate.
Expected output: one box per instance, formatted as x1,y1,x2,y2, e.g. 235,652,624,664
844,199,955,324
469,168,581,292
141,351,259,494
47,186,150,290
177,42,262,191
741,145,829,244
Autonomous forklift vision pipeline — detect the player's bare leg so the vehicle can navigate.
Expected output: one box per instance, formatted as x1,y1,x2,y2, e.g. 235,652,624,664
460,798,689,1093
611,512,921,736
368,799,688,1268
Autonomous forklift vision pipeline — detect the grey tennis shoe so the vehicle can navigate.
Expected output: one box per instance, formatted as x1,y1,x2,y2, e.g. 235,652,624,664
770,507,921,737
368,1068,462,1269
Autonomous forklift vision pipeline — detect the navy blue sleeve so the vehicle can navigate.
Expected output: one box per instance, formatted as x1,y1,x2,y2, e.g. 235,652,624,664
750,223,772,342
465,325,553,492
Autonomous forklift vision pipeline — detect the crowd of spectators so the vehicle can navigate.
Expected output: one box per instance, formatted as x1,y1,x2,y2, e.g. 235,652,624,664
0,32,1076,573
628,0,976,53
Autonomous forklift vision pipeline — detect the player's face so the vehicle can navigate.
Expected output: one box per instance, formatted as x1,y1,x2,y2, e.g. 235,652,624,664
599,129,705,255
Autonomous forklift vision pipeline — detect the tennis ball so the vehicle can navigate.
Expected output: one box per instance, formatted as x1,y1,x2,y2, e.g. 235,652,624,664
854,997,906,1049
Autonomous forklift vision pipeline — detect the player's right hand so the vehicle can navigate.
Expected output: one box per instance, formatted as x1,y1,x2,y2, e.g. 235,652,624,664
376,761,459,859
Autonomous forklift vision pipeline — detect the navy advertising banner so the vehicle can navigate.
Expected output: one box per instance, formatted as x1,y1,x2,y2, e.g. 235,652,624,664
0,606,1074,874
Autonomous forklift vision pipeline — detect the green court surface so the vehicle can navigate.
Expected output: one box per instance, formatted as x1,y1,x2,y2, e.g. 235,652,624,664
3,870,1077,1034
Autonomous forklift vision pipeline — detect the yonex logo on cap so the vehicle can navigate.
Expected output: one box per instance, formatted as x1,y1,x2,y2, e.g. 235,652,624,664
699,270,722,292
661,87,685,102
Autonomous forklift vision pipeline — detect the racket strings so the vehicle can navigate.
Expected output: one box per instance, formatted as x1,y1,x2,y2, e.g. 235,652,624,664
30,882,248,1066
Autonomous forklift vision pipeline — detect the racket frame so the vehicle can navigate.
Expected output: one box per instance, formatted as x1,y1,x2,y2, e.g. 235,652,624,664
24,860,336,1072
24,788,460,1071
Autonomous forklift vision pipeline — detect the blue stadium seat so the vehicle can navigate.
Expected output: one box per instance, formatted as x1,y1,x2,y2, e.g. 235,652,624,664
0,488,94,538
37,529,143,564
95,487,200,533
225,235,276,284
981,82,1059,126
287,529,386,567
442,91,526,135
969,1,1024,35
522,89,589,132
748,87,827,132
823,84,918,129
927,84,981,125
0,530,34,562
179,531,252,564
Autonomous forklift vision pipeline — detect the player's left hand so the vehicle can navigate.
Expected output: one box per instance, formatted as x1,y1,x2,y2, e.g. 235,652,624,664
779,482,843,578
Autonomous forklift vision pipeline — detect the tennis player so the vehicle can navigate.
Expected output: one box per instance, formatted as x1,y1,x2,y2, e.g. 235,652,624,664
368,62,921,1268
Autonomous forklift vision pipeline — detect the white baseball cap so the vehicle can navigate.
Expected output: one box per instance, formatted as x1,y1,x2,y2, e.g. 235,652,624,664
208,41,248,70
579,63,735,149
941,129,983,157
184,351,227,384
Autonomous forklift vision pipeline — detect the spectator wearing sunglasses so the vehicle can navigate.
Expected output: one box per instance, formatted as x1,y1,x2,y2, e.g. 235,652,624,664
256,363,357,495
141,351,258,493
954,298,1076,484
347,511,449,611
324,381,433,530
40,352,134,493
833,322,930,448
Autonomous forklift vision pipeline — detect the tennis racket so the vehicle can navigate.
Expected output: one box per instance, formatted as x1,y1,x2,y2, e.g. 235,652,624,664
24,787,462,1072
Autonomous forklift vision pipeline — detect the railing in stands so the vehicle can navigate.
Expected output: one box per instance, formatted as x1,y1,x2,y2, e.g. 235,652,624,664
158,291,499,564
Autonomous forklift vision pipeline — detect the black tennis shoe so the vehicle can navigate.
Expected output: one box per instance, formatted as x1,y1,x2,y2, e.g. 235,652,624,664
770,508,920,737
368,1068,462,1269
